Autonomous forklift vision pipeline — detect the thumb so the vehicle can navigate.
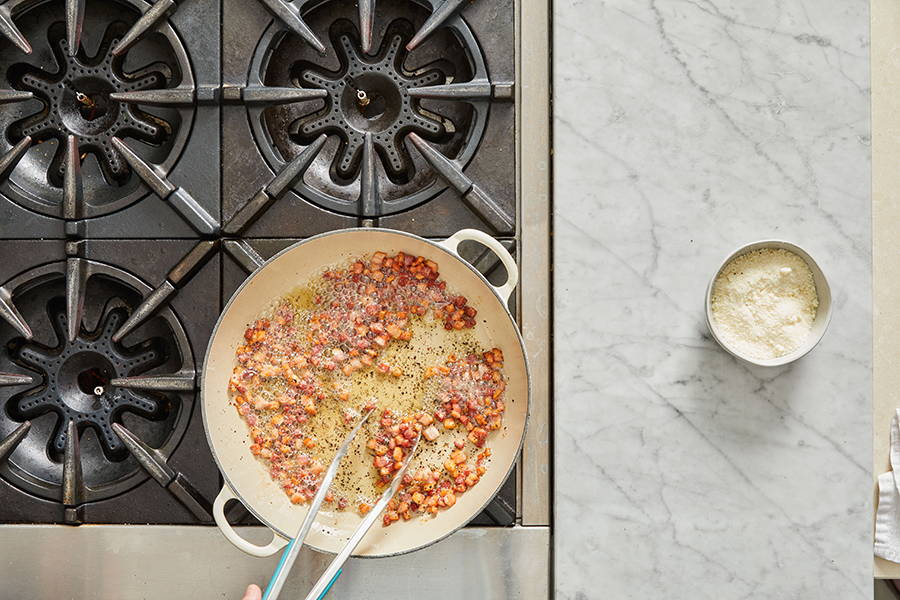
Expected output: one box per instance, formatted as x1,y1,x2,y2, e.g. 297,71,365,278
242,584,262,600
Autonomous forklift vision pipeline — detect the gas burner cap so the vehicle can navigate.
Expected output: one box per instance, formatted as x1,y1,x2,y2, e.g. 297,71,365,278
12,303,164,460
296,21,445,182
250,0,489,217
11,24,169,186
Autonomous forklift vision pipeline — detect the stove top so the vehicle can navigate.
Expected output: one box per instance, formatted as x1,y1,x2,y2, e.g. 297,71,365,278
0,0,544,540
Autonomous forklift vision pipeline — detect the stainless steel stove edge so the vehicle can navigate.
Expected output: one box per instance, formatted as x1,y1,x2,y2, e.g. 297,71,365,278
516,0,552,529
0,524,550,599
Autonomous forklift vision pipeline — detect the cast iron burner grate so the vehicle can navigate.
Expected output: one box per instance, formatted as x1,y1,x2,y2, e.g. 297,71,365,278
10,301,164,460
0,0,198,221
0,260,198,516
9,21,170,186
249,0,491,218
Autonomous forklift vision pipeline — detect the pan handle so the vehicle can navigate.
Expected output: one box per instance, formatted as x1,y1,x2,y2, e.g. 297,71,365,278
213,484,289,557
439,229,519,304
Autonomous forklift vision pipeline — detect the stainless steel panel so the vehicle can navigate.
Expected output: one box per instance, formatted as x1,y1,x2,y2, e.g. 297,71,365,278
517,0,552,527
0,525,550,599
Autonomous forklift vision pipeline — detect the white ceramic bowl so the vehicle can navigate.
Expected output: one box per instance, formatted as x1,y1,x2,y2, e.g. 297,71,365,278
705,240,833,367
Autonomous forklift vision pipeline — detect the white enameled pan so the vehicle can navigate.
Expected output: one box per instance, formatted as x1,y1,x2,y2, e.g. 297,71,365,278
202,228,530,558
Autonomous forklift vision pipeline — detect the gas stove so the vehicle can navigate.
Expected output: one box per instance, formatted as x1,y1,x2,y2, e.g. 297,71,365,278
0,0,550,597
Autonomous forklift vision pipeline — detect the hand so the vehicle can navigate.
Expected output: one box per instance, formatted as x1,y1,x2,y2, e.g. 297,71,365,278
242,584,262,600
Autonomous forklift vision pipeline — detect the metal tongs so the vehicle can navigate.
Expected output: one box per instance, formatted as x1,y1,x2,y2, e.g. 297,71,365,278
262,408,422,600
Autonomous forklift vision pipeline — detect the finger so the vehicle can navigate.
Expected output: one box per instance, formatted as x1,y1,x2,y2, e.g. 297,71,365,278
242,584,262,600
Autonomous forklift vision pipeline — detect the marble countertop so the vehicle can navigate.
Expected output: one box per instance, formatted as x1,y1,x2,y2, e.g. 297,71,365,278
553,1,871,598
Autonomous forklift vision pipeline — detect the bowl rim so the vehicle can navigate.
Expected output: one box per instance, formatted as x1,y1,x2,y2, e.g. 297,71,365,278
704,239,833,367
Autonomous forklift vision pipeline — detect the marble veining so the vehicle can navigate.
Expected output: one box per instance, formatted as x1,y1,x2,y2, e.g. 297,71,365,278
553,1,870,597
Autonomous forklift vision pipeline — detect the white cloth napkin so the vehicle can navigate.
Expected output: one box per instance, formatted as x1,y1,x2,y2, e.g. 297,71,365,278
875,409,900,562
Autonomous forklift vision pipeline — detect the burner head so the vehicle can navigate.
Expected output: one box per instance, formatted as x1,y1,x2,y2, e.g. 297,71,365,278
10,21,169,186
251,0,489,217
0,0,195,218
293,19,445,183
0,262,194,503
10,301,165,460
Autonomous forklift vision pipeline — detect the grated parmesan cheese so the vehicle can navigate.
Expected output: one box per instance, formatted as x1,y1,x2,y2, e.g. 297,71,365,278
710,248,819,360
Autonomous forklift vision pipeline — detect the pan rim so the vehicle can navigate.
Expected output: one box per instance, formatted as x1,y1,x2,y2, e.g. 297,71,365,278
201,227,532,558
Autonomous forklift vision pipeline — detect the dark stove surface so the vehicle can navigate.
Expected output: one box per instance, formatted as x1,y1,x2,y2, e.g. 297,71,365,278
0,0,518,528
